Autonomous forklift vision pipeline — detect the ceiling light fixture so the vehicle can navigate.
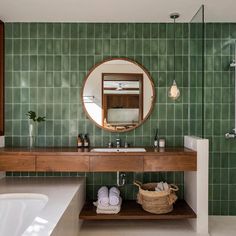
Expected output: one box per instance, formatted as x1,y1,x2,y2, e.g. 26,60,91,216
168,13,180,100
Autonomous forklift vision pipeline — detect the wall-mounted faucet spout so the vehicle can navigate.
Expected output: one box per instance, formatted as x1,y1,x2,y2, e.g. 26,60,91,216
116,171,126,187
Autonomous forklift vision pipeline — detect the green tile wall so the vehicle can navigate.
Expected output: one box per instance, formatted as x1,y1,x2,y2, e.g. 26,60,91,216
6,171,184,200
4,23,189,147
205,23,236,215
5,22,236,215
189,23,204,137
4,22,189,201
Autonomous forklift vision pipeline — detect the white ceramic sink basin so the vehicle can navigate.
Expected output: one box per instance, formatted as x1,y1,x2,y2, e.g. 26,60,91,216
91,148,146,153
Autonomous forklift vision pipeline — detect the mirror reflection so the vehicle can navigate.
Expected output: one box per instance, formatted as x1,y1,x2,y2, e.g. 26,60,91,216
82,58,155,132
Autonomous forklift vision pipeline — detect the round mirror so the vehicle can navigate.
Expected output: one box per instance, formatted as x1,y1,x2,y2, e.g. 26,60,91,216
82,58,155,132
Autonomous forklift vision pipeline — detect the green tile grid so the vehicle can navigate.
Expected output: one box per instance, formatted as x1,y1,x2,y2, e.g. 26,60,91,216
4,23,189,148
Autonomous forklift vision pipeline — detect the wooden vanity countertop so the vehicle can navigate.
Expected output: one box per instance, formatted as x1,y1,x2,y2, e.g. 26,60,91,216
0,147,196,156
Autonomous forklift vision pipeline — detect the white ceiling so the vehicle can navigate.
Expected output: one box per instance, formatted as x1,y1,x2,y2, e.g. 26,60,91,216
0,0,235,22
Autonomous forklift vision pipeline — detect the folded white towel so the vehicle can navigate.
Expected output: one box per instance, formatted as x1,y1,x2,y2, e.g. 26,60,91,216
155,182,169,192
97,186,109,207
109,187,120,206
96,208,120,214
94,197,122,214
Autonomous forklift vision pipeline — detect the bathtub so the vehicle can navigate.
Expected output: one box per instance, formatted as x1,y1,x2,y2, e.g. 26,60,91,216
0,177,85,236
0,193,48,236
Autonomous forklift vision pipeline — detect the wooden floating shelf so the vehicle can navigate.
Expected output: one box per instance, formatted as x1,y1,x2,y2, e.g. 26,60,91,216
79,200,196,220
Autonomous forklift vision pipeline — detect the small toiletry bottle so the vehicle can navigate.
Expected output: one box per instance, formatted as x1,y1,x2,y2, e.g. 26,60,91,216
154,128,159,148
83,134,90,148
77,134,83,148
159,138,165,148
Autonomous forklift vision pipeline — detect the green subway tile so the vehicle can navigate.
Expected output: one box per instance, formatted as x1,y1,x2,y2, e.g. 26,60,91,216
159,24,167,38
21,23,29,38
53,24,61,38
78,24,87,38
13,24,21,38
13,56,20,71
46,39,53,54
70,24,78,38
103,23,110,38
53,39,62,54
62,24,70,38
5,39,13,54
5,23,13,38
13,39,20,54
87,39,95,55
38,56,46,71
38,23,46,38
103,39,110,55
119,39,126,55
70,40,77,54
54,56,62,71
30,23,38,38
151,24,159,38
30,55,37,71
30,39,37,54
135,23,142,38
143,24,150,38
21,56,29,71
5,72,12,87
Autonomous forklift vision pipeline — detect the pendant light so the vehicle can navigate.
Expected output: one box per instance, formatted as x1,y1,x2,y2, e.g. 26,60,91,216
168,13,180,100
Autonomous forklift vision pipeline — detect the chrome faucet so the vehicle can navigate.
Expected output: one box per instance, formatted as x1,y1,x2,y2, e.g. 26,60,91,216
116,138,121,148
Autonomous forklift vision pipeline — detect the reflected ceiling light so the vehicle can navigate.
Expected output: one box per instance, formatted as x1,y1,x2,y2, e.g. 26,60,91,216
116,83,123,90
168,13,180,100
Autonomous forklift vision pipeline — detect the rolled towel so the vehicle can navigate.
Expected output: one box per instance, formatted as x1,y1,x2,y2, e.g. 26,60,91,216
163,182,169,191
97,186,109,207
155,182,169,192
109,187,120,206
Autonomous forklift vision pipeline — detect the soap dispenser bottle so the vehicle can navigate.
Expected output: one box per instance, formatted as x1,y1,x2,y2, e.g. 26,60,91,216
77,134,83,148
154,128,159,148
83,134,90,148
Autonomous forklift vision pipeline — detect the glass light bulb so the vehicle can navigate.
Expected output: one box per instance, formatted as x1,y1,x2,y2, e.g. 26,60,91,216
168,80,180,100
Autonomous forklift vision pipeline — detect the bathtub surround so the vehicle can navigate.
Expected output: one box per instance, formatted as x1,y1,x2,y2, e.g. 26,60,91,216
0,177,85,236
3,22,236,215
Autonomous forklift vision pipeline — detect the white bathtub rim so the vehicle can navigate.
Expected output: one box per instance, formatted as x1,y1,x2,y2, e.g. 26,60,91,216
0,193,49,202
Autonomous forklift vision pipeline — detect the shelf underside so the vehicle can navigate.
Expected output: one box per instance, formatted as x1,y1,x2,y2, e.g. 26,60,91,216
79,200,196,220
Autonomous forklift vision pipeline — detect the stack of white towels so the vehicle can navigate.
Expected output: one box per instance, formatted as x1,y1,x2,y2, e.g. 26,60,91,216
94,186,122,214
155,181,169,192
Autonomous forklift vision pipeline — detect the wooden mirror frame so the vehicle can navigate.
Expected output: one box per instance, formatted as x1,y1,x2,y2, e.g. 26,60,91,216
81,57,156,133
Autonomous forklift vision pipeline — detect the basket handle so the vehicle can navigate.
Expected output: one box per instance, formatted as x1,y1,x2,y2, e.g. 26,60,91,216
133,180,142,188
169,184,179,192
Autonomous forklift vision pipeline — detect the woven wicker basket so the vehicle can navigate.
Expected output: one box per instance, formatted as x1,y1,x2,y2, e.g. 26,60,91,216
134,181,179,214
